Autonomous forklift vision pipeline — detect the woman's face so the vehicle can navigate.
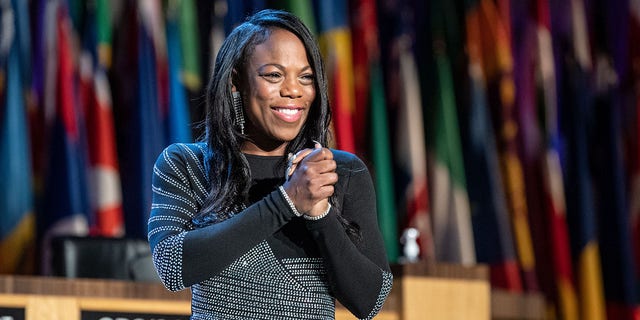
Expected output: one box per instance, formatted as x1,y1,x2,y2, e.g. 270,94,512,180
238,28,316,155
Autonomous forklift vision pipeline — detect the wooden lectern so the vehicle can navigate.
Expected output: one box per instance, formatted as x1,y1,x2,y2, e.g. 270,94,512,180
0,262,544,320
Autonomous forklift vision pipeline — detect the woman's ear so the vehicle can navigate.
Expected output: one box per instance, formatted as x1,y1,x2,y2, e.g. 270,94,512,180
231,68,240,92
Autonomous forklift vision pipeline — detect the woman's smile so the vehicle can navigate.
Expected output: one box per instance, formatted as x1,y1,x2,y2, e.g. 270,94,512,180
271,105,304,122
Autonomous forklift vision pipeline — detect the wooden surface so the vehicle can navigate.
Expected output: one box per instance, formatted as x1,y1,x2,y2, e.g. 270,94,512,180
0,275,191,300
0,263,545,319
391,262,491,320
491,288,546,320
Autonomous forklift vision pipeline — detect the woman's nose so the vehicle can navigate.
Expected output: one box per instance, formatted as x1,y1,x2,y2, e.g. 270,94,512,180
281,78,302,98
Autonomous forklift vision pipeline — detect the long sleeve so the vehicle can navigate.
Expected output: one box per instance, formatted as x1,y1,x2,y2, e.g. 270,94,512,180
147,143,297,291
305,151,393,319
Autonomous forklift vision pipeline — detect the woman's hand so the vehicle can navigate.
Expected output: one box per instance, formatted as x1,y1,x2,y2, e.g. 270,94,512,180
282,144,337,215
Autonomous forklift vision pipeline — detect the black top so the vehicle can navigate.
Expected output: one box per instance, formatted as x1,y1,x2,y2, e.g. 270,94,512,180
148,143,392,319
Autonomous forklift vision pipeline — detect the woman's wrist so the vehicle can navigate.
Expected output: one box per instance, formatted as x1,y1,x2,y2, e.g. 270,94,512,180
303,203,331,220
278,185,303,217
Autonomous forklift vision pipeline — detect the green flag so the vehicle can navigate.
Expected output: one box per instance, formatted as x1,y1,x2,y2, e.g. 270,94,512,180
178,0,201,91
370,62,399,262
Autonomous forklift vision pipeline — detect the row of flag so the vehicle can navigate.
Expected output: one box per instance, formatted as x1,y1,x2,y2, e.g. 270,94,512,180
0,0,198,274
1,0,640,319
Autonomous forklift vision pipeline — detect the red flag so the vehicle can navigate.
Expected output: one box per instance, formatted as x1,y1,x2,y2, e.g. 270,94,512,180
79,54,124,237
349,0,375,158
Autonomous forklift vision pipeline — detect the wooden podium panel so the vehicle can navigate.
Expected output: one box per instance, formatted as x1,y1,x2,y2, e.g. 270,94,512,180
0,264,542,319
391,262,490,320
0,276,397,320
0,294,192,320
0,276,191,320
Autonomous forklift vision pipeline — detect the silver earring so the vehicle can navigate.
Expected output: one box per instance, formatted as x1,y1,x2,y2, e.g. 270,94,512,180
232,91,245,135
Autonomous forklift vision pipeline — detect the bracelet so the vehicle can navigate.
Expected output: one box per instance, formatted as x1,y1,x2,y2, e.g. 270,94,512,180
278,186,303,217
303,203,331,221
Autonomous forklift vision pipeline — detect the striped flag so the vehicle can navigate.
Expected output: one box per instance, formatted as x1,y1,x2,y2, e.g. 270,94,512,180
315,0,356,152
0,0,36,274
429,0,475,264
464,0,522,290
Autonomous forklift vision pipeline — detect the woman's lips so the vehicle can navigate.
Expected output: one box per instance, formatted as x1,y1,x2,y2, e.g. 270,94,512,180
272,107,303,122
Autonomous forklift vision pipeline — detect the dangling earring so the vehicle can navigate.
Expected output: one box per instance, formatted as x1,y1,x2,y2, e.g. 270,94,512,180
232,91,245,135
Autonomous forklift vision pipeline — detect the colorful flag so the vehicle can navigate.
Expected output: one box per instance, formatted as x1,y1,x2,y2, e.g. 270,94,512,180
349,0,399,262
479,0,539,290
533,0,579,317
77,0,125,238
82,62,125,238
112,0,170,238
96,0,112,68
348,0,374,159
40,2,90,273
315,0,356,153
369,63,400,263
464,0,522,290
396,48,433,262
429,0,475,264
126,0,170,237
0,0,36,274
376,0,433,261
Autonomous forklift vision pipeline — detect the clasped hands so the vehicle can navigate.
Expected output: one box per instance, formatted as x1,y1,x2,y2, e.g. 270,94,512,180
282,141,337,218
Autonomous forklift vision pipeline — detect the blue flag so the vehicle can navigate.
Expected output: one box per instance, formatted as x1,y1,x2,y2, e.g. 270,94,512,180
0,1,35,273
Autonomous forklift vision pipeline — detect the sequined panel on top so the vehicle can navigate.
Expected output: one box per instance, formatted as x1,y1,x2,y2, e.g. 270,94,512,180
191,241,334,320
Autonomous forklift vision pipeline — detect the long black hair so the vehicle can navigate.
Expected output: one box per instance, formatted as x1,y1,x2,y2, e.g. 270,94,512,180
192,10,344,225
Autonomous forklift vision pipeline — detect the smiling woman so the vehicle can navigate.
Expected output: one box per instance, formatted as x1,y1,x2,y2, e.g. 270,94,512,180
147,9,392,320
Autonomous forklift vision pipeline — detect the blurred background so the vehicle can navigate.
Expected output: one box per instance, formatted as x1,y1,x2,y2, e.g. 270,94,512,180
1,0,639,319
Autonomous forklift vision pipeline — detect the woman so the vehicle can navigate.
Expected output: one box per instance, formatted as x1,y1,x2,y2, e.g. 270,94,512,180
148,9,392,319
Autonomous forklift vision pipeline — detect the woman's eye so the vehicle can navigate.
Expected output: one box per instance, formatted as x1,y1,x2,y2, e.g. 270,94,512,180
261,73,282,80
300,74,314,84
